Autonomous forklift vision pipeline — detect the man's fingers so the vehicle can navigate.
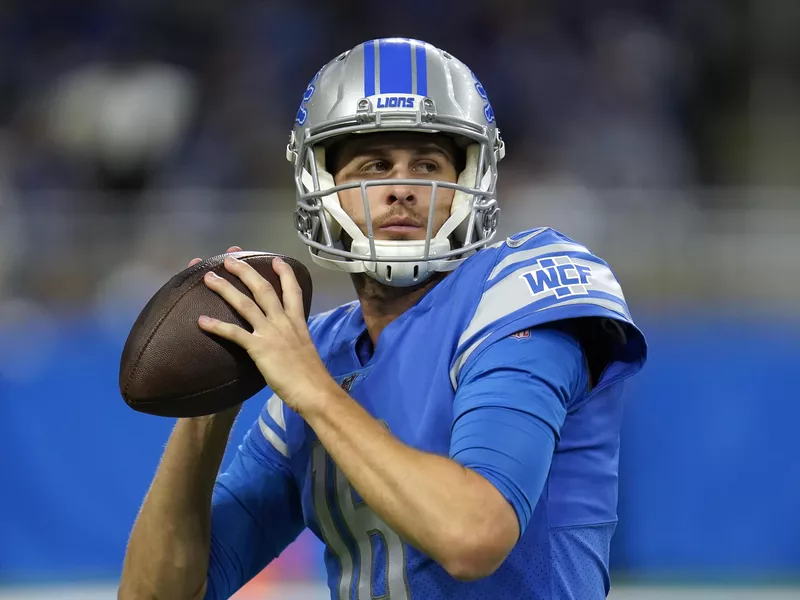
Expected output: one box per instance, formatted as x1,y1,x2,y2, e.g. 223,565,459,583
223,256,284,318
189,246,241,269
198,315,252,348
273,257,306,324
204,270,268,328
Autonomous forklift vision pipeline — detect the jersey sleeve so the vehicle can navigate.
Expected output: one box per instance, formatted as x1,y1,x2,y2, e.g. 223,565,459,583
449,326,588,534
205,392,304,600
450,229,647,392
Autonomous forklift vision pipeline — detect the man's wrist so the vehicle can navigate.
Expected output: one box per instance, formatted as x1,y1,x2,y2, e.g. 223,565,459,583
295,377,348,421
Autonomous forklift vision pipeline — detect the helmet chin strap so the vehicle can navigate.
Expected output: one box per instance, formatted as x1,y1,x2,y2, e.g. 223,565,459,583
299,143,487,287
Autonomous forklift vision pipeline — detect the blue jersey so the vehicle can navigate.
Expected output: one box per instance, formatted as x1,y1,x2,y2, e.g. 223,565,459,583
206,228,647,600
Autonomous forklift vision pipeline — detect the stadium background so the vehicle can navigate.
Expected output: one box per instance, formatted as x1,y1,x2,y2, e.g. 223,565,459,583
1,1,799,598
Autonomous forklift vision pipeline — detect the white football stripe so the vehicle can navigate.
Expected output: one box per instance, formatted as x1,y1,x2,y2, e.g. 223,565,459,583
266,393,287,431
258,416,289,457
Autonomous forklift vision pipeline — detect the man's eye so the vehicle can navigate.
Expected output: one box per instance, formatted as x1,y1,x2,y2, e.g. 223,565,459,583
415,161,438,173
361,161,389,173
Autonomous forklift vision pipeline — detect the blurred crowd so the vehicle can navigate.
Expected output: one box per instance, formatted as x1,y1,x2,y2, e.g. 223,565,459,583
0,0,750,194
0,0,797,313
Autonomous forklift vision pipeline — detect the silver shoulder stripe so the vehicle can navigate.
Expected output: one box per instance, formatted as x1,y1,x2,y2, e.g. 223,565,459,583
458,261,626,349
450,332,490,389
538,296,630,318
569,257,626,301
505,228,547,248
266,393,287,431
258,416,289,458
489,242,591,281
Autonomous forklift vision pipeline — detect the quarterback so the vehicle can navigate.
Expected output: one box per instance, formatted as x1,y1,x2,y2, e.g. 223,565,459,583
120,38,647,600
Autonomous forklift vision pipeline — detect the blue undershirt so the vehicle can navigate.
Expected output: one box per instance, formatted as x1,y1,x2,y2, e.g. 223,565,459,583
449,326,588,534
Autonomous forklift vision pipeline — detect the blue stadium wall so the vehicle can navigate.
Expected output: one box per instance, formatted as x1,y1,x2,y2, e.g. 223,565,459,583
1,310,798,582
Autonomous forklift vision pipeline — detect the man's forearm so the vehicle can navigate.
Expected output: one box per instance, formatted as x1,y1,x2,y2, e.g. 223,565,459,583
119,406,239,599
300,386,517,579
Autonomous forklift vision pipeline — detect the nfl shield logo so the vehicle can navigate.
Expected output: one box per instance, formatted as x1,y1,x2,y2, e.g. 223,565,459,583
511,329,531,340
340,374,358,392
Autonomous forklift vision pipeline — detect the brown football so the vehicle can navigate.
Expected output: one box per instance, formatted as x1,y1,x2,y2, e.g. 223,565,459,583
119,251,313,418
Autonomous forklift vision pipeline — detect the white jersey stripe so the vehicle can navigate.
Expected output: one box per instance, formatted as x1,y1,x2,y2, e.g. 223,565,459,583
449,332,490,389
489,242,592,281
266,393,287,431
258,416,289,457
538,296,630,317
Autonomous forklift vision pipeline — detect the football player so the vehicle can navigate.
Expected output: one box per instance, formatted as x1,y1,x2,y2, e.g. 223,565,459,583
120,38,647,600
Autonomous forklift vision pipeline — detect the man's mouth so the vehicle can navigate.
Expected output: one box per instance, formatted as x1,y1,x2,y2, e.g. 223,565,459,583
379,218,422,232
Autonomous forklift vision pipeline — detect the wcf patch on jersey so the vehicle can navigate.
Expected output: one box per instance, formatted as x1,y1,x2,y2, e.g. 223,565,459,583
520,256,593,299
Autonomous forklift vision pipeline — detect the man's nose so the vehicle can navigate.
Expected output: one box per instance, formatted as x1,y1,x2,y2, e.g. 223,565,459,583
384,169,420,204
384,183,416,205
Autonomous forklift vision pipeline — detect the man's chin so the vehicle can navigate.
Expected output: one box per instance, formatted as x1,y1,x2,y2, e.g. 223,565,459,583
375,232,426,242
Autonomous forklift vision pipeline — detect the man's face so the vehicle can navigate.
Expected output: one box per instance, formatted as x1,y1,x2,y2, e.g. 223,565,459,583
330,132,460,241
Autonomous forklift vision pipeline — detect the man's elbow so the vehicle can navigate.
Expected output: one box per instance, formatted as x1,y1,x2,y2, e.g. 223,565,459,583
442,549,508,582
440,515,519,582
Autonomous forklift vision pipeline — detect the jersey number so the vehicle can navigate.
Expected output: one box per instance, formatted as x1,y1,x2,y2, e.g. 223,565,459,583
311,442,411,600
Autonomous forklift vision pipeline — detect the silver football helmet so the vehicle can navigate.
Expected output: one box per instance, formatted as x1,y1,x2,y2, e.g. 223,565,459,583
286,38,505,287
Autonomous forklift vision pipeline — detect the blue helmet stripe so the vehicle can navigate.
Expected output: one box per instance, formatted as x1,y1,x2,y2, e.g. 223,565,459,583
415,42,428,96
415,43,427,97
379,38,412,94
363,40,376,96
